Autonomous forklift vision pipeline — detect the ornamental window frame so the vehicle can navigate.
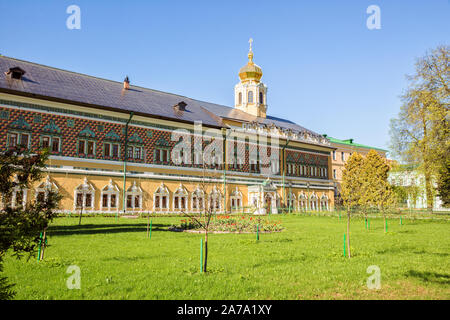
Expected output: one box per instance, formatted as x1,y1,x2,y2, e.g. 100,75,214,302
10,175,28,209
230,187,243,212
191,186,205,212
74,177,95,211
7,131,31,150
35,175,58,203
298,192,307,212
320,194,329,211
173,184,188,212
208,186,222,213
78,125,97,158
309,192,319,211
126,181,143,211
287,192,296,211
100,179,120,212
153,183,169,212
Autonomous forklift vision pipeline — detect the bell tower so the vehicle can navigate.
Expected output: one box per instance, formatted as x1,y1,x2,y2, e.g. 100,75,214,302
234,39,267,118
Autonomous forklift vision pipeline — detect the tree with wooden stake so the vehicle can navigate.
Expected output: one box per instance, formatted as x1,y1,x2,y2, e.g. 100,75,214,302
0,146,61,299
365,151,396,233
341,152,364,258
181,131,223,274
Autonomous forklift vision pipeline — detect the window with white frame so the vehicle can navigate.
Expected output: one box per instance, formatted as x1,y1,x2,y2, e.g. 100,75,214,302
126,181,143,210
230,187,242,212
320,194,329,211
154,183,169,211
35,175,58,203
173,184,188,211
287,192,296,211
332,150,336,161
208,187,222,213
191,187,205,212
309,193,319,211
10,174,28,208
74,177,95,211
100,179,119,211
298,193,307,212
7,132,31,149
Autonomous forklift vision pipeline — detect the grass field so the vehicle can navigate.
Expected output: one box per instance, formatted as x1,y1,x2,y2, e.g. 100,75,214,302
3,214,450,300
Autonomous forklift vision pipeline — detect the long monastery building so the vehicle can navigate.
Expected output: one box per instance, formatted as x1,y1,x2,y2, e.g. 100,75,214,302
0,45,336,214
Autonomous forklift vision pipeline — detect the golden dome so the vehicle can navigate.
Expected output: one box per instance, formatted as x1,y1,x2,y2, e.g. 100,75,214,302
239,40,262,83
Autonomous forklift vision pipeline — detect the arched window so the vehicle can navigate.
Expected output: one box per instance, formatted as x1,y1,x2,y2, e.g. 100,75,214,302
238,92,242,105
154,183,169,212
100,179,119,212
35,175,58,203
259,92,264,104
173,184,188,212
74,177,95,212
230,187,242,212
248,91,253,103
298,193,307,212
320,194,329,211
126,181,143,211
191,186,205,212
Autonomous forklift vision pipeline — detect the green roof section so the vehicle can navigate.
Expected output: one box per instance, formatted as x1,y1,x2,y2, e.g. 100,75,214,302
322,135,388,152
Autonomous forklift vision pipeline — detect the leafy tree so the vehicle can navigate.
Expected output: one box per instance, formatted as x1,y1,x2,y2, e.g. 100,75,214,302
0,146,61,299
436,158,450,207
341,152,364,258
364,151,396,231
390,45,449,212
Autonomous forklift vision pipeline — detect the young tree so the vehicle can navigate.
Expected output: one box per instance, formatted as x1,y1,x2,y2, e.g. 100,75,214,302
0,146,61,299
341,152,364,258
183,136,223,273
390,45,449,212
364,150,396,231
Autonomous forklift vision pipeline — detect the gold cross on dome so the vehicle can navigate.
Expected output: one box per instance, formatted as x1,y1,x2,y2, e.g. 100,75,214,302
249,38,253,51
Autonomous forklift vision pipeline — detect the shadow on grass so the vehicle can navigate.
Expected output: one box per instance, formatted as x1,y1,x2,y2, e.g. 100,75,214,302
47,223,172,236
406,270,450,285
377,246,449,257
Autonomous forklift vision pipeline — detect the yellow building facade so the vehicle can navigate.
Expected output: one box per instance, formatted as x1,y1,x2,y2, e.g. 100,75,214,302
0,45,336,214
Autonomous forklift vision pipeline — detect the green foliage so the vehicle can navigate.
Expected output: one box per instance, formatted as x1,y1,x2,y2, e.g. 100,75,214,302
0,146,61,299
389,45,449,210
436,158,450,207
341,152,365,208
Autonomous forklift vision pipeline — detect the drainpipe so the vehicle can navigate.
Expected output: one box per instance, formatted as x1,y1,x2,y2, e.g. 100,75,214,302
282,138,290,212
121,112,134,219
222,128,232,213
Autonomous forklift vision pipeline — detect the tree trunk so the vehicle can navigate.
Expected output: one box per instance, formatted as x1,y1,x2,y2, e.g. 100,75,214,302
78,205,83,226
347,205,351,258
203,230,208,273
424,168,434,213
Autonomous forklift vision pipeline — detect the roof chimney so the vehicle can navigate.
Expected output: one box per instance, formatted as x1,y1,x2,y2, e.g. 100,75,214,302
123,76,130,90
5,67,26,80
174,101,187,112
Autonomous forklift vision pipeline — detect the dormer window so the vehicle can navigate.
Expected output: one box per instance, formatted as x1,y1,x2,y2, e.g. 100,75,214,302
5,67,26,80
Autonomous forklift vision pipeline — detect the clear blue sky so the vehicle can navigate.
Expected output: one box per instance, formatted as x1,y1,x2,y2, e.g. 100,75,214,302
0,0,449,154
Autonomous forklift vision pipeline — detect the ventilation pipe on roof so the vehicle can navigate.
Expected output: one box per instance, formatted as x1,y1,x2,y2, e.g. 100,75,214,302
123,76,130,90
5,67,26,80
173,101,187,112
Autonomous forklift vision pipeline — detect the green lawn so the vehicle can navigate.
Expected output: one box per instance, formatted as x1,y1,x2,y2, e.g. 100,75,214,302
3,214,450,299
